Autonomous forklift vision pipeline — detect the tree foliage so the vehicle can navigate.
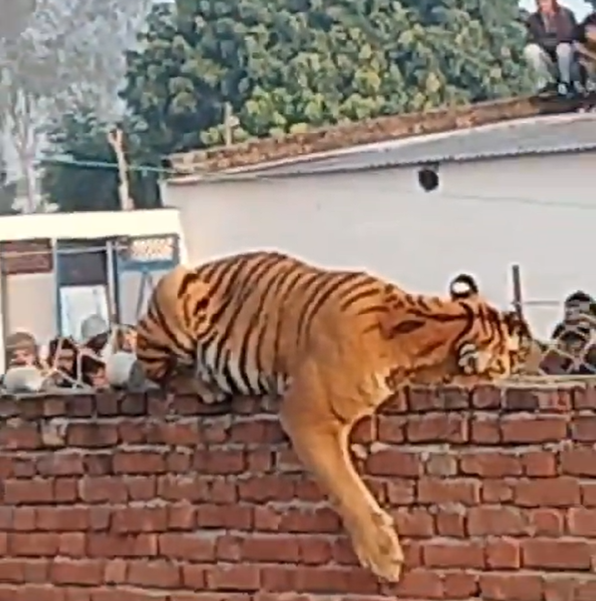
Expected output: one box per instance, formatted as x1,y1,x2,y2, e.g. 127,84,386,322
40,105,161,212
121,0,534,155
0,153,18,216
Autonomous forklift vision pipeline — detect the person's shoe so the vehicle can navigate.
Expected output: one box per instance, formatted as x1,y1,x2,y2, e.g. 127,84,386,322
557,82,575,98
535,81,558,97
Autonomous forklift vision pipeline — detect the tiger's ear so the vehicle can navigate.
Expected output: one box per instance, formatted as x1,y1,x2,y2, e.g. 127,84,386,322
449,273,479,300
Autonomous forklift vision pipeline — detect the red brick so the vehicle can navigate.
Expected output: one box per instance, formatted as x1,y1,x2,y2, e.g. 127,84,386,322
158,533,215,560
36,453,84,476
0,423,41,449
197,505,252,530
515,478,580,507
193,449,246,474
36,507,89,531
3,480,53,504
425,453,457,476
418,478,479,504
406,414,468,443
297,536,332,565
58,533,86,557
460,452,522,476
205,565,260,591
229,419,283,444
571,416,596,441
87,534,158,558
409,385,470,412
293,566,378,595
528,509,564,536
386,481,415,505
480,574,542,600
365,449,421,477
181,564,207,589
279,507,340,533
435,510,466,536
0,559,25,583
113,452,166,474
423,541,484,568
13,508,36,530
167,504,196,530
237,476,293,503
376,415,405,442
560,448,596,476
66,424,118,447
392,509,433,537
523,451,557,476
104,558,127,584
468,506,525,535
482,479,514,503
394,568,443,598
543,578,580,601
470,416,500,443
486,538,520,569
0,584,63,601
444,572,478,598
111,507,167,533
567,508,596,536
241,535,300,562
582,483,596,506
49,559,103,585
522,539,592,569
78,478,127,504
53,478,77,502
9,533,59,556
127,560,181,588
166,451,192,473
126,477,156,501
500,416,567,443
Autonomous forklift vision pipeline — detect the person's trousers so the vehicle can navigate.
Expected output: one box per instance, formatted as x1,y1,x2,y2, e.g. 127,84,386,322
524,42,578,86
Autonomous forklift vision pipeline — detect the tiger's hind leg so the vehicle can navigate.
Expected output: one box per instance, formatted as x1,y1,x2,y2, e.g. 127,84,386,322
167,365,232,405
280,364,403,582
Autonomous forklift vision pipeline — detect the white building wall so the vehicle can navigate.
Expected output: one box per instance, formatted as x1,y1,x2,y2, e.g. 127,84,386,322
164,152,596,338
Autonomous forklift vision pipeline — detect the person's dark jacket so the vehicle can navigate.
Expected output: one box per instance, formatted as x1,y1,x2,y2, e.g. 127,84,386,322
577,12,596,45
526,7,578,52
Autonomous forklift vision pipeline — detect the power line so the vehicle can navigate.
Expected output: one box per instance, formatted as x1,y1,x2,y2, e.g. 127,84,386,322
37,156,174,175
35,154,596,211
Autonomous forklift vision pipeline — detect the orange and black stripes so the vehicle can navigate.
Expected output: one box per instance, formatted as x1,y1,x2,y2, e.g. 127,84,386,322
135,251,532,393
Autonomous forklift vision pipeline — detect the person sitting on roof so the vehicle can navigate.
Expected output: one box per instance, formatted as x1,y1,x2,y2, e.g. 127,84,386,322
575,10,596,89
524,0,582,97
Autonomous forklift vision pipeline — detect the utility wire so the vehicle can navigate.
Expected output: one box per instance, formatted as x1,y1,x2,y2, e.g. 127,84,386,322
36,154,596,211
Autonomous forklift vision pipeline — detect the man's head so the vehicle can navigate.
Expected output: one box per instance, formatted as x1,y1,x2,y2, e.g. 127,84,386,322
5,331,38,367
536,0,557,13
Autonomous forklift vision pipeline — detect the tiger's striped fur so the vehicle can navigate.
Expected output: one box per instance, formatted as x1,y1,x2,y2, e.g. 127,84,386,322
135,250,532,583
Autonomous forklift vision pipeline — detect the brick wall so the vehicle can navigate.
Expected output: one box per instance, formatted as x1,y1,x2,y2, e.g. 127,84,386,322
0,385,595,601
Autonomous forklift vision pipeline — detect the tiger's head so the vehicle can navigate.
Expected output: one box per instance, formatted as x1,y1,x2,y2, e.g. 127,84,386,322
447,273,533,379
381,273,533,384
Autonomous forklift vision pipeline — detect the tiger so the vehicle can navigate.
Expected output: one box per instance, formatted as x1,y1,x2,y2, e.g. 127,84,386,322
135,250,533,583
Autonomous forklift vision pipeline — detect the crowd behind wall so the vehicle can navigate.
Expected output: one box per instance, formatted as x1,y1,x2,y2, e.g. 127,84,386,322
2,286,596,393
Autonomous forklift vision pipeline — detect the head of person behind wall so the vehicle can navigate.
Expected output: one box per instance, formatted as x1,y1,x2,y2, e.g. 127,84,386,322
541,290,596,374
4,330,40,369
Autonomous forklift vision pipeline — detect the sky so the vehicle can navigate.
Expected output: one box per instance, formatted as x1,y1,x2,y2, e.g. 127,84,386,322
519,0,591,17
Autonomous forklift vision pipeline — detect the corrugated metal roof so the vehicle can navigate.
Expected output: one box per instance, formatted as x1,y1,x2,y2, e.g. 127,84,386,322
234,112,596,177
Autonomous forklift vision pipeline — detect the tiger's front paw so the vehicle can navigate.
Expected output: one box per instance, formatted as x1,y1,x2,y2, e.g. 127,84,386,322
349,509,404,582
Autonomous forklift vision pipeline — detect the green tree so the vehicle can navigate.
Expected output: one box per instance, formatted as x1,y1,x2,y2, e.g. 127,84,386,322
121,0,534,155
0,154,18,215
40,104,161,212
